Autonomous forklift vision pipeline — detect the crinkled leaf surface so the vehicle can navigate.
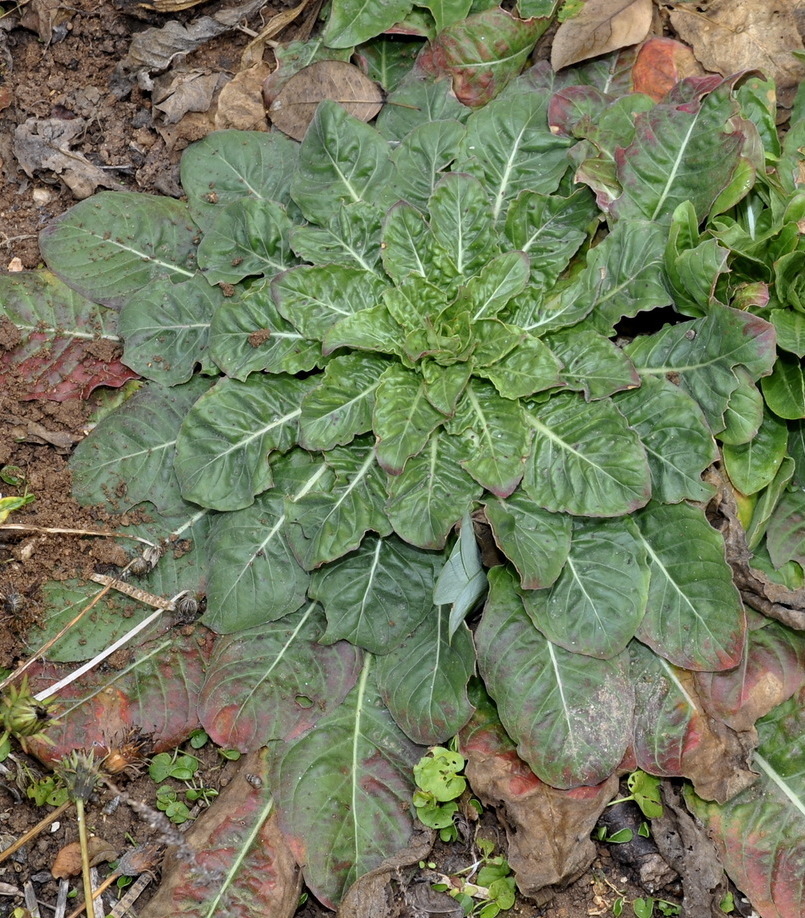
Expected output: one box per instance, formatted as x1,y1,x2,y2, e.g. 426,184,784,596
429,172,497,278
484,492,571,590
0,270,137,401
476,566,634,788
417,8,548,108
384,120,466,212
614,376,717,504
70,377,212,514
174,374,312,512
180,129,298,230
290,100,393,223
376,609,475,745
273,656,422,908
520,516,648,659
118,275,221,386
523,391,651,517
310,534,442,654
686,687,805,918
199,603,362,750
626,306,776,434
39,191,197,308
634,501,745,672
290,202,383,274
548,327,639,400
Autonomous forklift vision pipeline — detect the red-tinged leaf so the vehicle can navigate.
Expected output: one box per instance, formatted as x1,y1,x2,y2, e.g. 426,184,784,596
140,750,301,918
416,8,549,107
551,0,652,72
459,681,619,896
25,627,215,766
548,85,611,137
631,37,704,102
685,688,805,918
695,619,805,733
199,604,363,751
0,270,137,401
630,640,756,804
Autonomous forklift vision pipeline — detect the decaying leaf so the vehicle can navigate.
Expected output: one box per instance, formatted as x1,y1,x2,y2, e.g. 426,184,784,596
152,69,229,124
52,837,117,878
551,0,653,71
13,118,127,200
267,61,383,142
215,63,272,132
670,0,805,108
631,37,705,101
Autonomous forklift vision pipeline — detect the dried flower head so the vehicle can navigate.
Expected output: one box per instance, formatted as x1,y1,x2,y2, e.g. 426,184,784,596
56,750,102,801
100,728,152,778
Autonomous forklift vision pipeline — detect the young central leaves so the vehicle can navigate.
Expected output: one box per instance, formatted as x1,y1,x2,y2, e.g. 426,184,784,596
31,50,800,914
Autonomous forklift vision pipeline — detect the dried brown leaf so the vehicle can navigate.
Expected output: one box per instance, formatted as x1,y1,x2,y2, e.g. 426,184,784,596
52,837,116,878
670,0,805,107
152,69,228,125
551,0,653,71
215,63,272,132
267,60,383,142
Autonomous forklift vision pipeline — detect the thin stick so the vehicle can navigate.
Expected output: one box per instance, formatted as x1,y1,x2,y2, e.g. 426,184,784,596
0,523,157,548
89,574,177,612
0,800,74,865
76,797,98,918
34,591,187,702
65,869,120,918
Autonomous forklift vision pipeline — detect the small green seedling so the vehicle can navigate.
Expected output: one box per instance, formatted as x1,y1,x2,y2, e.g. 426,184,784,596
608,770,664,820
413,746,467,842
149,748,218,824
595,826,635,844
433,837,516,917
148,750,200,783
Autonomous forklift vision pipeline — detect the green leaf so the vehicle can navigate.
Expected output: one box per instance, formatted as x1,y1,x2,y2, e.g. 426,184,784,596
524,391,651,517
285,439,392,569
611,85,745,225
357,38,422,92
300,353,390,451
381,201,455,286
272,265,388,339
422,361,472,414
626,306,777,433
460,251,530,321
520,516,649,659
323,303,407,358
719,369,764,445
766,490,805,569
310,534,442,654
485,492,571,589
503,188,595,295
179,129,299,230
664,201,730,317
197,198,295,285
449,379,531,497
291,100,393,222
290,202,383,274
323,0,414,47
377,610,475,745
575,219,670,335
70,377,212,514
428,172,497,278
455,91,572,220
614,376,717,504
40,192,196,308
770,309,805,358
385,120,466,211
723,410,788,496
419,0,472,32
548,327,639,400
374,364,445,474
376,80,470,142
174,374,311,511
745,456,795,552
475,331,563,399
761,353,805,420
204,487,312,633
273,657,421,908
477,567,633,788
385,430,483,549
634,501,745,671
199,603,362,750
209,278,324,381
434,512,487,636
118,275,220,386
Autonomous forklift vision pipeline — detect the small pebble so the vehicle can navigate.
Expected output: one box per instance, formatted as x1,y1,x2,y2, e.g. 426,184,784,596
32,187,54,206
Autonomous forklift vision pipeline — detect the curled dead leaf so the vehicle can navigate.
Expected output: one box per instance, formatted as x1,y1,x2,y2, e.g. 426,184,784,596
551,0,653,71
631,37,705,102
266,60,383,142
52,837,117,878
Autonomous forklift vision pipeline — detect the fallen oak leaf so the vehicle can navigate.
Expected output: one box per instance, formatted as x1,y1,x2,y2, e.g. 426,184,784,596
551,0,653,71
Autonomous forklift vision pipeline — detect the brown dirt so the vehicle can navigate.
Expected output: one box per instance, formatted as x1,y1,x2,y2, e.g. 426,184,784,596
0,2,768,917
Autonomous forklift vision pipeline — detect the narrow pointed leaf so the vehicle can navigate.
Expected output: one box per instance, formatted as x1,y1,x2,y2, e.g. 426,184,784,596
635,501,745,671
199,604,362,750
377,610,475,745
273,658,421,908
524,391,651,517
615,376,717,503
310,534,442,654
291,100,393,223
477,567,634,788
174,374,312,511
520,516,648,659
434,512,487,636
485,492,572,590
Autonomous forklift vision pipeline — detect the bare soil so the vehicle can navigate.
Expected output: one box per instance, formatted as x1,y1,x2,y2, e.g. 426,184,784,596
0,2,771,916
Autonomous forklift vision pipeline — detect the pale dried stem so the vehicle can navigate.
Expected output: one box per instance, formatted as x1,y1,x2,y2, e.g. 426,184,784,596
0,800,73,865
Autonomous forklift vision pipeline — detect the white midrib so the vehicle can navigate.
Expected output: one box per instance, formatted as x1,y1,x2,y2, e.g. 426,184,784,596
754,752,805,820
196,406,302,472
12,322,119,342
350,656,372,869
547,640,575,749
72,223,195,278
650,113,699,222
